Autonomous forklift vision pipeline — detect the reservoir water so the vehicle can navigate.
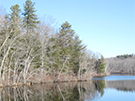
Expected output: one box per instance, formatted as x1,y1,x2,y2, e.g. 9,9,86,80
92,75,135,101
0,75,135,101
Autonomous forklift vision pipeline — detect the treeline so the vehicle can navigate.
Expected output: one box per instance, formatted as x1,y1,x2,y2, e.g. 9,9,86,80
116,54,134,58
105,54,135,74
105,57,135,74
0,0,106,86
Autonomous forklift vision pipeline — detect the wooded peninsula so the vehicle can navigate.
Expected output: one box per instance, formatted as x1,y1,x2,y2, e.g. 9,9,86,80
0,0,134,87
0,0,107,87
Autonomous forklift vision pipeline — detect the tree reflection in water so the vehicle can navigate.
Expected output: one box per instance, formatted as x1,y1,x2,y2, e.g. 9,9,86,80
0,80,134,101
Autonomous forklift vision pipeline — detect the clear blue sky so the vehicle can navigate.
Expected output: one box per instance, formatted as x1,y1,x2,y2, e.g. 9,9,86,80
0,0,135,58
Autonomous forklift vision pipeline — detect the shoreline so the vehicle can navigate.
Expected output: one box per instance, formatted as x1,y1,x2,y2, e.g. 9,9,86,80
4,72,135,88
0,73,111,88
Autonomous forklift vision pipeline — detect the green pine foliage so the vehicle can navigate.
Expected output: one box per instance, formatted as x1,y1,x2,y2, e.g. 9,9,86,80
44,21,87,75
9,4,22,36
95,55,106,73
10,4,21,22
72,35,86,75
58,21,75,73
99,55,106,73
23,0,39,30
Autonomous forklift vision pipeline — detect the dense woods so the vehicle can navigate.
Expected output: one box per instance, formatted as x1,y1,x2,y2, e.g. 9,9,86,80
105,55,135,74
0,0,106,86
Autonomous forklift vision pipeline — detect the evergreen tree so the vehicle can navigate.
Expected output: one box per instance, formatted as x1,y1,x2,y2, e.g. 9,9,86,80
48,37,62,74
95,55,106,73
99,55,106,73
59,21,75,48
9,4,22,35
23,0,39,31
72,35,86,75
57,21,75,73
10,4,21,22
56,22,87,75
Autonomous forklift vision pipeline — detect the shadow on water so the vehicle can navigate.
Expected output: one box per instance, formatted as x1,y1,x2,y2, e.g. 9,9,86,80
0,77,135,101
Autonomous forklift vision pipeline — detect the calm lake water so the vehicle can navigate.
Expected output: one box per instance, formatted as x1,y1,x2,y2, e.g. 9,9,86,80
92,75,135,101
0,75,135,101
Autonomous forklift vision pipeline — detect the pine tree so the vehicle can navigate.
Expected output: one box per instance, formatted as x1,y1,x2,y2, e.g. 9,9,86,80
57,21,75,74
59,21,75,48
72,35,86,75
95,55,106,73
99,55,106,73
9,4,22,35
10,4,21,22
56,22,87,75
48,37,62,74
23,0,39,31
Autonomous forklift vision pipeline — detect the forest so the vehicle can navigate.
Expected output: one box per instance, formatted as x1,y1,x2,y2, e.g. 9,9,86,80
105,54,135,74
0,0,106,86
